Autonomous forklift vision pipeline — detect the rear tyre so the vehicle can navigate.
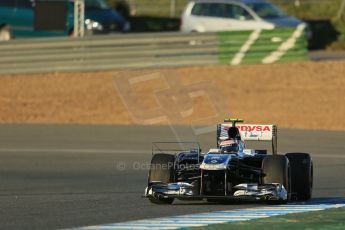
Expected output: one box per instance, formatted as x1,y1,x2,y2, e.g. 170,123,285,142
285,153,313,201
262,155,290,204
0,25,12,41
148,154,175,204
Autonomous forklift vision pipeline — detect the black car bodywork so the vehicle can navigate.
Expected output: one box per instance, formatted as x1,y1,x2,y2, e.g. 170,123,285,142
145,119,313,204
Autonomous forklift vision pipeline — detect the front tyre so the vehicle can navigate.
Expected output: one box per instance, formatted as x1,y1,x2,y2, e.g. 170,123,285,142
262,155,291,204
148,153,175,204
285,153,313,201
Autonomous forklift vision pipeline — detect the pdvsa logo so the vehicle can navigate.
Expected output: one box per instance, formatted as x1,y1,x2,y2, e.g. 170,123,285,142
236,125,271,132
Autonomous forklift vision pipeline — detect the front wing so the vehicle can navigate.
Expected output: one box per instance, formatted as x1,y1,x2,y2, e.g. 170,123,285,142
144,182,287,201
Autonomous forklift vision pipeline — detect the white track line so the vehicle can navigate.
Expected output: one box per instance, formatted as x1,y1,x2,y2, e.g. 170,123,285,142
231,29,262,65
0,148,148,154
1,148,344,159
73,202,345,230
262,24,306,64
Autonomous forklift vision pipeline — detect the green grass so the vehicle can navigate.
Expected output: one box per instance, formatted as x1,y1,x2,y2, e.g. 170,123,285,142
271,0,345,49
192,207,345,230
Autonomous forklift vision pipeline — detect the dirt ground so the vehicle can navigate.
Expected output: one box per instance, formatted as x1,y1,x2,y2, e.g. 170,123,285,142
0,60,344,131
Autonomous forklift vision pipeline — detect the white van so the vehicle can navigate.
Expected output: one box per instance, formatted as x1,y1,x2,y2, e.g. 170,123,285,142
180,0,306,32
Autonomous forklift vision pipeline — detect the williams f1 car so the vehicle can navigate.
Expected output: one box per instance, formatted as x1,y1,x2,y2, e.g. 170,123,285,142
144,119,313,204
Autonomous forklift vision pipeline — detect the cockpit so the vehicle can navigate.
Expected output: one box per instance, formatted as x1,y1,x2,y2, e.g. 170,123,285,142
220,143,239,154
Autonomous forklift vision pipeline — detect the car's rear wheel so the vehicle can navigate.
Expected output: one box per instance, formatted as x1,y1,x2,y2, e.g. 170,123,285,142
285,153,313,201
262,155,291,204
148,153,175,204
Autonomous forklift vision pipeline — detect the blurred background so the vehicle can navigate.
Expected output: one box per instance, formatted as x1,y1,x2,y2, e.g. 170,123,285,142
0,0,344,50
108,0,344,50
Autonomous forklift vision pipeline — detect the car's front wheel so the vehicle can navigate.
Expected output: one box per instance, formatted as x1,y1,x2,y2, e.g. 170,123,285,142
262,155,291,204
147,153,175,204
286,153,313,201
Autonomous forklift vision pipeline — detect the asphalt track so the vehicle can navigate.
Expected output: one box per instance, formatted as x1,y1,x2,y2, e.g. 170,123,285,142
0,124,344,230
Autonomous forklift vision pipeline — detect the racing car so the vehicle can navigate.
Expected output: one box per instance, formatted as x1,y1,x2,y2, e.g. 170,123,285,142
144,119,313,204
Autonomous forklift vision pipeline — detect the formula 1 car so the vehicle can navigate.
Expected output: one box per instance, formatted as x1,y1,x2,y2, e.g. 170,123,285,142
144,119,313,204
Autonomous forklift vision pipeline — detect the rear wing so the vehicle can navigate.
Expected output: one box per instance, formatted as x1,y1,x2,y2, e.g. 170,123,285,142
217,124,278,154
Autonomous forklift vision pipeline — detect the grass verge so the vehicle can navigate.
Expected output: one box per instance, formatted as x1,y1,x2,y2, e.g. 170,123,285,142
192,207,345,230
